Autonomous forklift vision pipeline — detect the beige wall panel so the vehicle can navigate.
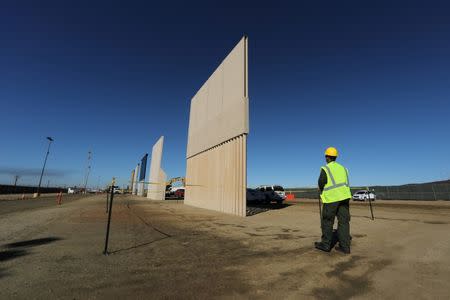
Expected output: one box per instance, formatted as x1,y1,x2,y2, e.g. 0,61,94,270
156,168,167,200
187,36,248,158
185,37,248,217
185,135,246,217
223,43,249,138
132,164,139,195
130,170,135,193
206,68,223,145
147,136,165,200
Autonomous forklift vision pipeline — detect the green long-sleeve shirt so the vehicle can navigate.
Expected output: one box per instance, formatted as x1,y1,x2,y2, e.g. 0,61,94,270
318,169,327,192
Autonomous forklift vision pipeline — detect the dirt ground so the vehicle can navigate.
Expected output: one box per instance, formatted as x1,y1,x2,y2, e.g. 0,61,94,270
0,194,86,215
0,195,449,299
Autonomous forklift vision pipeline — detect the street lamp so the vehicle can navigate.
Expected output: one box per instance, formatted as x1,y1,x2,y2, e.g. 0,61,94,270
36,136,54,196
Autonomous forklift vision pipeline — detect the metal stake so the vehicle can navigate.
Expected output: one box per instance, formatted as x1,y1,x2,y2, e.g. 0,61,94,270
367,187,374,220
103,178,117,255
106,187,110,213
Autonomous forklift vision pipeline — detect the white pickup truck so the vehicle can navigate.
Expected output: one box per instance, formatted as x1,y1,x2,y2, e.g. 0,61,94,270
67,187,80,194
352,190,376,201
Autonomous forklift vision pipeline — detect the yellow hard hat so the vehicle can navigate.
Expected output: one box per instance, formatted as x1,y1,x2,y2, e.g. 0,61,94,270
325,147,338,157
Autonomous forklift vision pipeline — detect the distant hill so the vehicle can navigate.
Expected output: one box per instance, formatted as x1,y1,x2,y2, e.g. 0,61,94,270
397,179,450,186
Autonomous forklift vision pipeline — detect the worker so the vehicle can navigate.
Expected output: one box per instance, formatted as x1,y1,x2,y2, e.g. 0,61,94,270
315,147,352,254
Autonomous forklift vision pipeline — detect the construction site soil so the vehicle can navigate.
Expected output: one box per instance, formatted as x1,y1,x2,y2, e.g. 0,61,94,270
0,195,449,299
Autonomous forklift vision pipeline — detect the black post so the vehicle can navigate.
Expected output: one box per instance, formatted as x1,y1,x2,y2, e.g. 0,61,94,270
368,188,374,220
106,187,110,213
103,182,117,255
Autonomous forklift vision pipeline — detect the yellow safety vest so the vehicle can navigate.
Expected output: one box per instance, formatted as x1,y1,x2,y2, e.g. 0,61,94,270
321,162,352,203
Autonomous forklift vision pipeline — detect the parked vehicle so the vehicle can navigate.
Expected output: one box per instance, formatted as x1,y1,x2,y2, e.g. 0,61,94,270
257,185,286,200
352,190,376,201
67,187,80,194
256,185,286,204
165,177,186,197
165,186,173,197
174,187,185,199
246,188,265,203
272,185,286,200
166,186,184,198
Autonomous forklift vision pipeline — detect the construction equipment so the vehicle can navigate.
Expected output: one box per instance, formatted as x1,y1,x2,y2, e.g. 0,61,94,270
166,177,185,187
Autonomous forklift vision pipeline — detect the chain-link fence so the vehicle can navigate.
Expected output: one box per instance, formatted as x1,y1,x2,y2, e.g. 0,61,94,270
286,182,450,201
369,183,450,200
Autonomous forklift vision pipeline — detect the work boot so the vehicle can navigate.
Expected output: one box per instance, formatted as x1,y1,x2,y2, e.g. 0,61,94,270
314,242,331,252
335,245,350,254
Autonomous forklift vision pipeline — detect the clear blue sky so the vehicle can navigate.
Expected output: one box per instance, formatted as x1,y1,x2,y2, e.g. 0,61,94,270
1,1,449,188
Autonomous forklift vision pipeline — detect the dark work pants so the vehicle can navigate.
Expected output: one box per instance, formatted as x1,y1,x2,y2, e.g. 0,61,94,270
321,199,351,249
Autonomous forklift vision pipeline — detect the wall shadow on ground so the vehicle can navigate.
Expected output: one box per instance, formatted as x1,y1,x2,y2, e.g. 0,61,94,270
246,202,292,216
0,249,28,262
0,236,63,279
4,237,62,248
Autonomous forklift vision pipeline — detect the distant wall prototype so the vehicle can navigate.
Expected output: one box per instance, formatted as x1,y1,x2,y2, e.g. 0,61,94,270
147,136,166,200
138,154,148,197
130,169,135,192
132,164,139,195
137,181,144,196
185,36,248,217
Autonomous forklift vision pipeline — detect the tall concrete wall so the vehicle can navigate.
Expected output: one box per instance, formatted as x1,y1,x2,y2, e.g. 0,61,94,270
137,180,144,196
132,164,139,195
147,136,166,200
130,169,135,192
158,168,167,200
136,158,146,197
185,36,248,217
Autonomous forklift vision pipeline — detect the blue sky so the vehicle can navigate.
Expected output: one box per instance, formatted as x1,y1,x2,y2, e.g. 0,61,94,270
1,1,449,188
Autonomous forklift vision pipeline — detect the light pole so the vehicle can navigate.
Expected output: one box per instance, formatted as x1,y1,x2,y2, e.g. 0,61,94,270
83,150,92,194
37,137,54,196
13,175,20,193
13,175,20,187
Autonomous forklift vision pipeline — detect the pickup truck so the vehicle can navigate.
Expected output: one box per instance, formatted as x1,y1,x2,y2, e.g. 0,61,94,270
352,190,376,201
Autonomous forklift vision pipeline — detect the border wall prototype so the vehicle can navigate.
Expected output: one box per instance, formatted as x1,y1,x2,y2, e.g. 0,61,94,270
132,164,139,195
130,169,135,193
147,136,166,200
185,36,249,217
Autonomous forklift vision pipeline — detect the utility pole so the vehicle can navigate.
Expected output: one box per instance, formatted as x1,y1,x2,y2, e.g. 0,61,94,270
13,175,19,187
37,137,54,196
83,150,92,194
13,175,20,194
